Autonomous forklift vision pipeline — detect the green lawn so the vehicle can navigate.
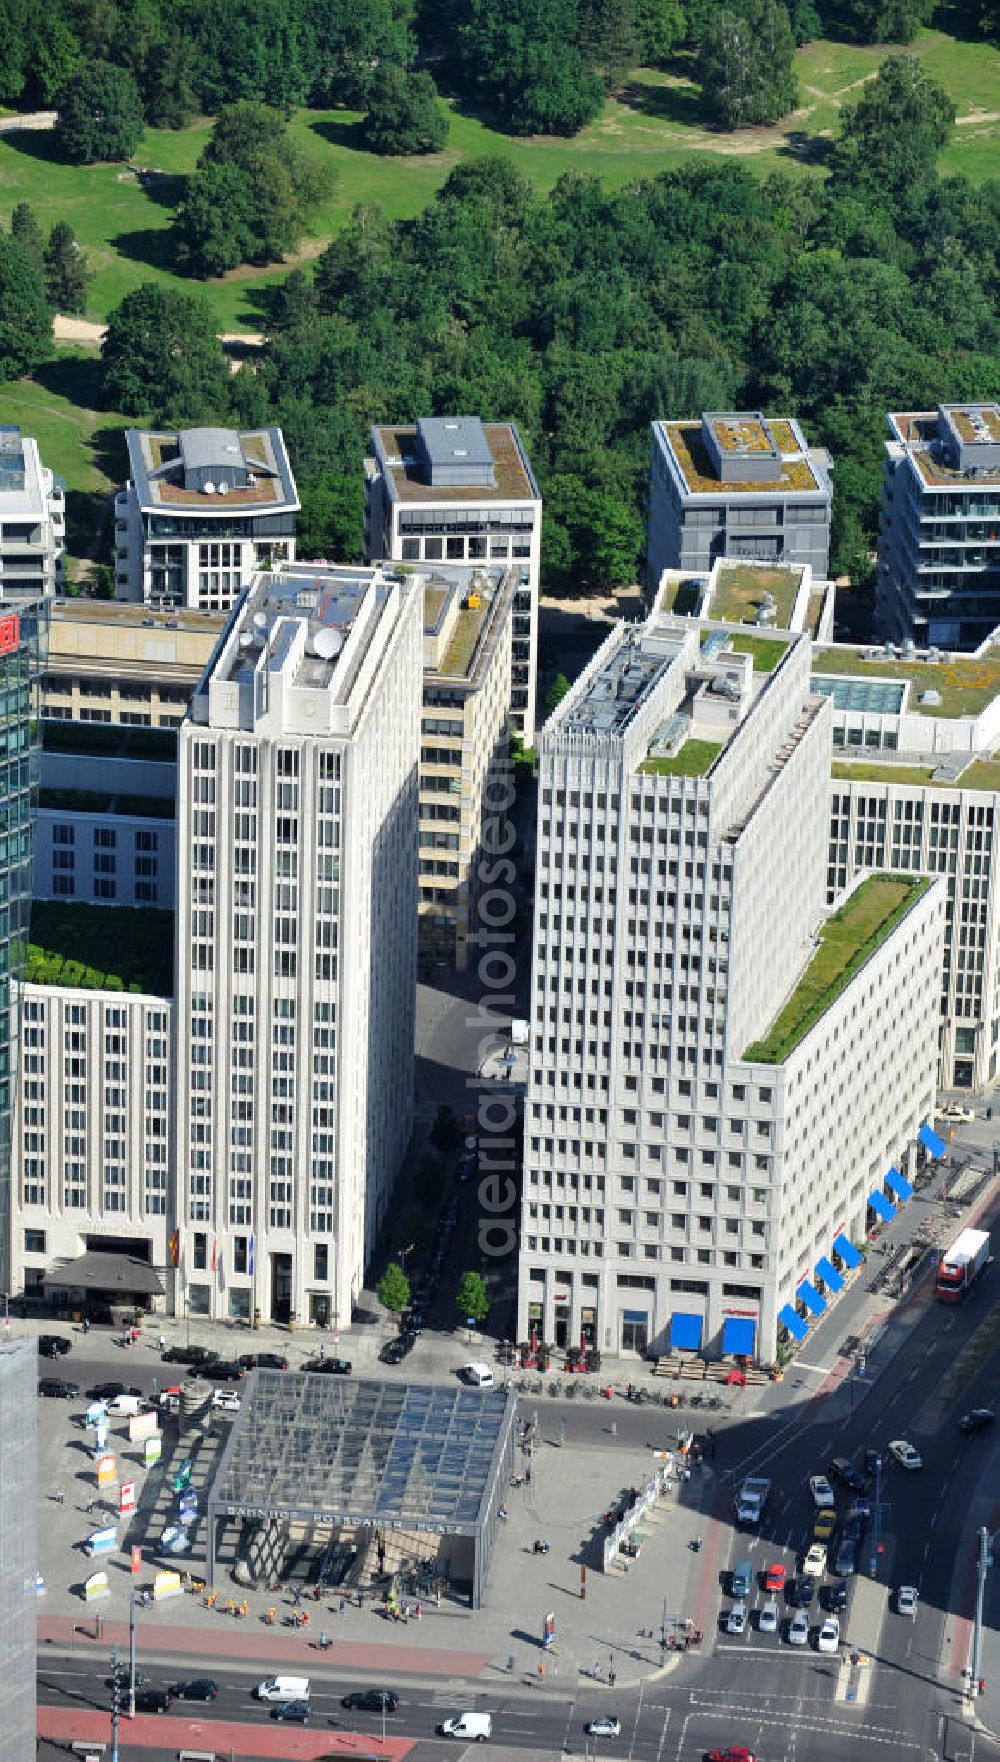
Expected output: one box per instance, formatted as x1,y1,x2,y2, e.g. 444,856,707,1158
813,647,1000,717
743,874,929,1064
0,29,994,332
726,634,791,673
639,737,723,776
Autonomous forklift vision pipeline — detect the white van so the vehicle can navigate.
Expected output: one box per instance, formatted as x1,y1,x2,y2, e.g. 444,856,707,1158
255,1676,311,1702
105,1393,147,1418
460,1363,494,1389
441,1712,492,1741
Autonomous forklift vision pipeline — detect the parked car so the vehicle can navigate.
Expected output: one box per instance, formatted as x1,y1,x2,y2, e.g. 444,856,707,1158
823,1581,849,1613
758,1599,779,1635
199,1360,242,1382
161,1344,218,1367
341,1690,400,1712
380,1334,416,1366
160,1526,191,1555
726,1602,748,1636
38,1335,72,1358
38,1377,80,1399
134,1687,172,1713
816,1616,841,1654
304,1356,353,1376
787,1610,810,1646
802,1544,827,1578
888,1439,922,1470
708,1751,759,1762
829,1456,867,1495
959,1408,995,1435
237,1352,288,1372
809,1474,835,1509
169,1680,218,1701
937,1104,975,1122
763,1563,786,1593
212,1388,240,1412
790,1577,815,1608
897,1585,919,1618
586,1717,621,1738
86,1381,141,1402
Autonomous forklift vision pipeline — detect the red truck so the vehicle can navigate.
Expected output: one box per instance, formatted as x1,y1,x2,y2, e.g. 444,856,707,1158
936,1228,991,1301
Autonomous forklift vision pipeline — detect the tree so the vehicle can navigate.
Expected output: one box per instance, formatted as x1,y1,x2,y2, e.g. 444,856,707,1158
101,283,231,422
458,0,605,136
10,202,44,276
377,1262,411,1315
0,233,51,381
268,268,317,336
579,0,638,88
44,221,90,314
842,0,933,41
632,0,686,60
545,673,572,714
697,0,797,129
297,469,364,563
173,102,331,275
308,0,416,106
430,1104,462,1155
55,58,144,163
456,1270,490,1326
361,66,449,155
144,35,198,128
829,56,955,209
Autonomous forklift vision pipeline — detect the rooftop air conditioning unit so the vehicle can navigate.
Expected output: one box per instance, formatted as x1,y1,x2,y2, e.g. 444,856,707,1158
203,481,216,495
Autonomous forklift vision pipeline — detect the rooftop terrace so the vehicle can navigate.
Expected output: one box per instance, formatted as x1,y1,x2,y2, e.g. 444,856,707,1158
660,420,821,497
710,563,803,629
812,646,1000,719
374,423,537,504
638,737,722,778
832,756,1000,792
891,412,1000,488
743,874,929,1065
25,900,174,996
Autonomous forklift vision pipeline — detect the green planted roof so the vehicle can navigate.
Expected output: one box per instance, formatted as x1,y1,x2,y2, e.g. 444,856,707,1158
743,874,929,1065
25,901,174,996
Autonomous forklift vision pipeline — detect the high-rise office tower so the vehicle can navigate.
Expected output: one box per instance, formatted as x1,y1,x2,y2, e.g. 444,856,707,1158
365,418,542,742
175,564,421,1327
518,610,942,1362
876,404,1000,651
0,1337,38,1761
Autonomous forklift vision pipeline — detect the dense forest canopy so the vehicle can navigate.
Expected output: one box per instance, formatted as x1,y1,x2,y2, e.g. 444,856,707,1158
1,0,993,135
75,52,997,594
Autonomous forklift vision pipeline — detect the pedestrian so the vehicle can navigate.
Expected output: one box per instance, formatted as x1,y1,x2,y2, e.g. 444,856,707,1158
609,1669,616,1689
54,1488,64,1505
158,1333,166,1351
339,1597,346,1614
319,1342,326,1360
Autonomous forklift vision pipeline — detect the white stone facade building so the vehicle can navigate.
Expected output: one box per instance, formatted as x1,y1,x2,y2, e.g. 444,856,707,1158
116,427,299,611
174,562,421,1327
0,427,64,601
365,418,541,742
12,985,173,1299
518,612,943,1362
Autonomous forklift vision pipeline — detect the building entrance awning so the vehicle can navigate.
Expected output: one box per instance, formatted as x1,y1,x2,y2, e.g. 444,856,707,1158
814,1256,844,1293
885,1166,913,1202
722,1316,755,1357
797,1280,826,1316
45,1251,164,1297
868,1190,895,1223
833,1233,862,1270
919,1123,947,1158
778,1304,808,1342
670,1312,703,1351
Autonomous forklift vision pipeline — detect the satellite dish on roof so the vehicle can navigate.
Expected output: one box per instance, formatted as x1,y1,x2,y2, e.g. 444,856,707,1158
253,612,268,632
203,480,216,495
313,627,343,661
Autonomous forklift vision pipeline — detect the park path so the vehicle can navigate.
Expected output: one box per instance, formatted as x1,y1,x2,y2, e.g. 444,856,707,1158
53,315,265,348
0,109,56,132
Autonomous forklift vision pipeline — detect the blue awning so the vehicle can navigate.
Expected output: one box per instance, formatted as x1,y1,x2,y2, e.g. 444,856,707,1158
778,1304,808,1342
885,1166,913,1202
919,1123,946,1158
670,1311,703,1351
722,1316,756,1357
868,1190,895,1223
834,1233,862,1270
815,1255,844,1293
797,1280,827,1316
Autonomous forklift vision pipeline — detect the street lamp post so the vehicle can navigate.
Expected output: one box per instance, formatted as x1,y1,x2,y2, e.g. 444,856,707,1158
971,1526,993,1696
869,1454,883,1578
128,1587,138,1717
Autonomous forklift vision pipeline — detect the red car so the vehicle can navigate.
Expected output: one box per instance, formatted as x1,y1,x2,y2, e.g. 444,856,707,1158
709,1750,759,1762
763,1562,786,1593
